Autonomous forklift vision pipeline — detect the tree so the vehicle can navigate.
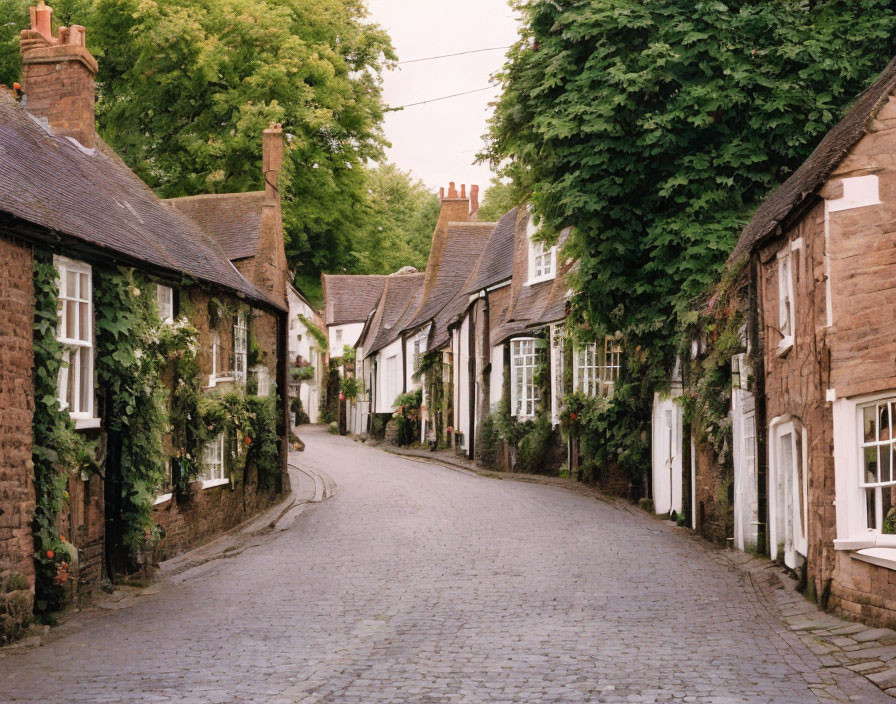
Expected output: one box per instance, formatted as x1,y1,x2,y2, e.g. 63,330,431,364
352,164,439,276
484,0,896,478
476,175,521,222
1,0,395,293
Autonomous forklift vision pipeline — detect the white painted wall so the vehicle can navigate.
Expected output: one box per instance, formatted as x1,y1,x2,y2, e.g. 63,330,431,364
375,338,404,412
456,317,471,453
327,322,365,359
489,343,504,413
731,361,759,551
652,387,683,515
287,288,322,424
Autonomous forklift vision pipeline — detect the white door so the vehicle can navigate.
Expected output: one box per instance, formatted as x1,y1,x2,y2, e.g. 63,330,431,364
652,393,682,515
770,421,808,568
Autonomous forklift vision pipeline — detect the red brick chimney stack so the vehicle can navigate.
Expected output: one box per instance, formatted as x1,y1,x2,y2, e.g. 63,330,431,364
470,185,480,220
262,123,284,203
19,2,98,149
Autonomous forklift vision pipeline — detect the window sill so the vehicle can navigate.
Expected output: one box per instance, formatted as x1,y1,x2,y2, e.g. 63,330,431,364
198,477,229,490
73,417,101,430
526,275,555,287
853,547,896,571
776,339,793,358
834,533,896,551
153,493,173,506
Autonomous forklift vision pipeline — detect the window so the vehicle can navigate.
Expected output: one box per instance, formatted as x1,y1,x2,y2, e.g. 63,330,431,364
234,312,248,382
861,401,896,533
200,433,226,485
55,256,95,423
510,338,539,418
156,284,174,323
777,249,794,352
574,337,622,398
413,339,422,375
550,325,565,425
526,215,556,284
335,328,343,343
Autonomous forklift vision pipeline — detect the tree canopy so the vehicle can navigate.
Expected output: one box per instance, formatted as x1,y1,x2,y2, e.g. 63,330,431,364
351,164,439,277
476,175,522,222
485,0,896,339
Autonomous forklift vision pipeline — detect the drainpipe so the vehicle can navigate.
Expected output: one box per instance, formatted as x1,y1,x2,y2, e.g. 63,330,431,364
468,307,477,460
751,252,769,556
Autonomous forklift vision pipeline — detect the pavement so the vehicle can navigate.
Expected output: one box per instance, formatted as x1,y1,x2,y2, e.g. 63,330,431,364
0,424,894,703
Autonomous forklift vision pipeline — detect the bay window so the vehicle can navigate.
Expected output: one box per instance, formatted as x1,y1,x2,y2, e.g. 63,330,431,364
55,256,96,426
861,400,896,533
510,337,539,419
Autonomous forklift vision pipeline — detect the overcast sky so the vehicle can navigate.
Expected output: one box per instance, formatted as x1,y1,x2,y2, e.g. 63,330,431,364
366,0,520,194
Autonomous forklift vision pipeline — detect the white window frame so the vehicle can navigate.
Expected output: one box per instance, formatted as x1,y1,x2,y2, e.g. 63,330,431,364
54,255,98,428
526,215,557,285
550,325,564,426
777,247,795,354
200,433,228,488
573,336,621,398
510,337,539,419
234,312,248,383
833,393,896,554
156,284,174,323
386,354,400,403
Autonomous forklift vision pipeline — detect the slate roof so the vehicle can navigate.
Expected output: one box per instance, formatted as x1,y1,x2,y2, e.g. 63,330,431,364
0,92,278,308
731,56,896,261
462,207,517,294
365,273,425,356
322,274,388,326
167,192,265,261
405,222,495,333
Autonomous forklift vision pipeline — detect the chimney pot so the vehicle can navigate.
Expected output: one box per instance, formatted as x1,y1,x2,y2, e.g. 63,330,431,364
470,185,479,215
32,2,52,41
439,187,445,200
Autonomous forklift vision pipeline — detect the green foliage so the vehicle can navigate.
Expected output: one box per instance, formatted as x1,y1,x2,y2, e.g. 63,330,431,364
476,175,522,222
94,268,171,552
392,388,422,446
340,375,361,400
297,314,328,350
0,0,27,86
352,163,439,275
341,345,356,365
476,413,503,469
31,254,90,615
168,317,204,492
291,396,310,425
291,364,315,383
245,395,281,492
515,414,553,473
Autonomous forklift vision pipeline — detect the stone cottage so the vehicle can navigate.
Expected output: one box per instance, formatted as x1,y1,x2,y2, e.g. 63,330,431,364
713,56,896,627
0,4,289,641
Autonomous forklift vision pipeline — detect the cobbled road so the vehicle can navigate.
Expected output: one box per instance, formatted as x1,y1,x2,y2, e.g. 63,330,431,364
0,426,883,703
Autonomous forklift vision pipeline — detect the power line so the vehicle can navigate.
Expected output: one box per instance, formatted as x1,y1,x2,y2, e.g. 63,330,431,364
389,86,497,110
397,46,512,65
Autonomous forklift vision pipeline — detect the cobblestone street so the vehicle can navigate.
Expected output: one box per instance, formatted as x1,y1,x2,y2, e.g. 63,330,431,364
1,426,891,703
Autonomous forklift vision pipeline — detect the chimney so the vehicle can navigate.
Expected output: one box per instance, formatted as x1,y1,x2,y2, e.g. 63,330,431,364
263,123,284,203
20,3,98,148
470,185,480,220
254,124,289,305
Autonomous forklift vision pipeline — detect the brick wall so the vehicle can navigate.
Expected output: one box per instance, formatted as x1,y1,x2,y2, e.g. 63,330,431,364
0,234,35,643
693,438,731,546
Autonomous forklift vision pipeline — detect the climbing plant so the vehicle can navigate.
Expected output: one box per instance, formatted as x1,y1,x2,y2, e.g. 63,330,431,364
94,268,171,554
31,254,90,615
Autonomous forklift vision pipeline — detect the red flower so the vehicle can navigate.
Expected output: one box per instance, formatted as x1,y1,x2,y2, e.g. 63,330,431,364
46,550,54,559
245,436,252,445
569,413,577,421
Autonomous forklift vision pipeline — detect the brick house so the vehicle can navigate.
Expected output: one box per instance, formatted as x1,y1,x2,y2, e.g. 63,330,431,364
708,57,896,627
0,4,289,640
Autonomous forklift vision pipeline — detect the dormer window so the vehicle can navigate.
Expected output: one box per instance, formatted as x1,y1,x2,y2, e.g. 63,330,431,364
526,213,557,285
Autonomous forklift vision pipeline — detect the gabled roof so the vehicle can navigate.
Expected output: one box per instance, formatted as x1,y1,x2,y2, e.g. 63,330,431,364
0,93,278,308
732,56,896,261
365,273,425,356
463,207,518,295
322,274,388,326
167,192,265,261
405,222,495,332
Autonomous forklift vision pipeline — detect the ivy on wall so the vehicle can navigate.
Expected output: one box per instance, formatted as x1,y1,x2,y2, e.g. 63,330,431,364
31,254,90,616
94,268,172,553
